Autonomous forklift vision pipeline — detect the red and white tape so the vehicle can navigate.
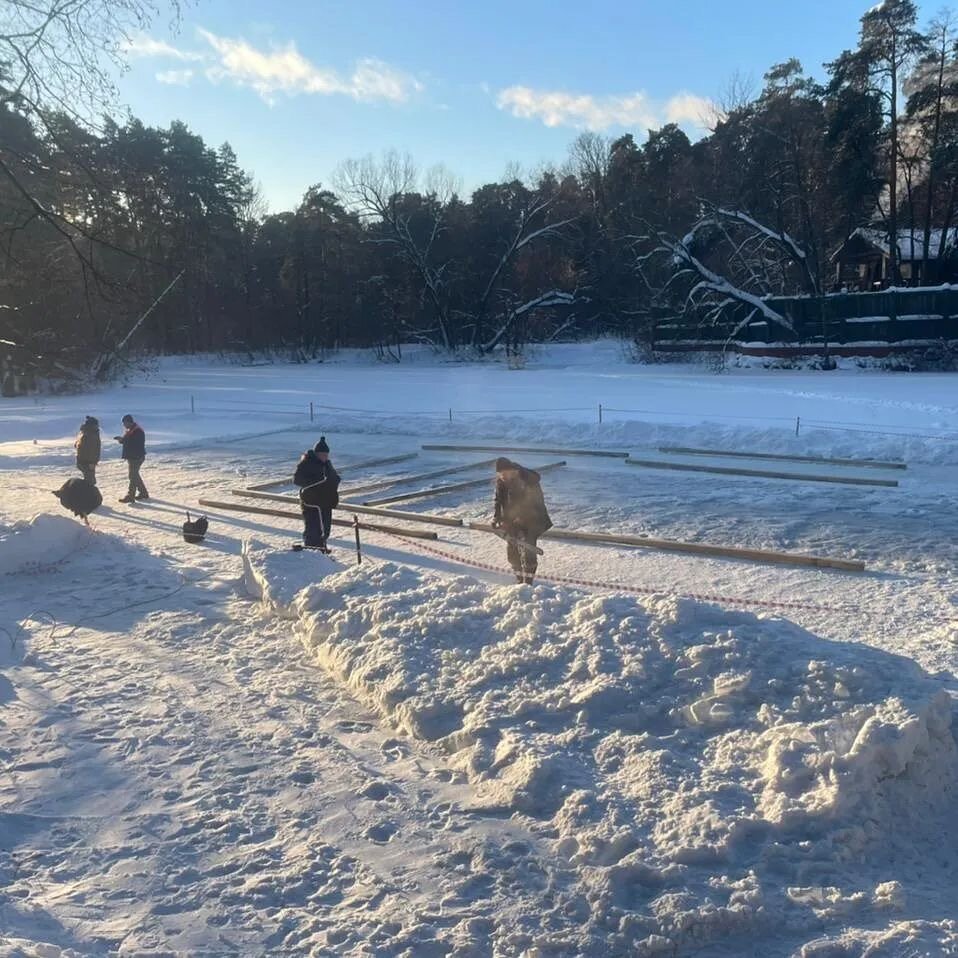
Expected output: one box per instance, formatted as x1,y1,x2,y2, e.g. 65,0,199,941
379,531,853,616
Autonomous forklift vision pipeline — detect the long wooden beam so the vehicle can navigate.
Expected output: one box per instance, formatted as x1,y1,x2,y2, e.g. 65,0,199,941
199,498,439,540
340,458,499,497
468,522,865,572
341,452,419,472
231,489,465,528
422,443,629,459
364,461,567,506
658,446,907,471
626,458,899,488
245,453,419,492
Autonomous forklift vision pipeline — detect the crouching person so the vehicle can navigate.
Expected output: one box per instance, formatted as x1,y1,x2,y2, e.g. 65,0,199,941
492,457,553,584
293,436,340,552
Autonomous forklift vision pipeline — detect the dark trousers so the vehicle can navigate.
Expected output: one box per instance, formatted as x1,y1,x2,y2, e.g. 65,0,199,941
78,463,97,485
506,529,538,578
126,459,148,498
303,506,332,549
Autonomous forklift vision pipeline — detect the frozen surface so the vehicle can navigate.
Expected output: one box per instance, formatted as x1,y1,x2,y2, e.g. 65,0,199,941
1,344,958,956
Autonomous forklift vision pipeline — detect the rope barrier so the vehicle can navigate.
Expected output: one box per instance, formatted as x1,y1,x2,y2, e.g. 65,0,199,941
372,527,854,616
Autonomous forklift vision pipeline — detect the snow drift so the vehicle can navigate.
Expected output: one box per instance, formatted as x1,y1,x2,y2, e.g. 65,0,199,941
248,547,958,955
0,513,90,576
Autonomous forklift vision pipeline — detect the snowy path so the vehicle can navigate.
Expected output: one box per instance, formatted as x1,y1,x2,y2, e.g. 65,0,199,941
1,544,571,955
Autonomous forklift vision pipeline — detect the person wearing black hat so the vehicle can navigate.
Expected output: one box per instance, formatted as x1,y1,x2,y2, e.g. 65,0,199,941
293,436,340,551
115,414,149,503
74,416,101,485
492,457,552,584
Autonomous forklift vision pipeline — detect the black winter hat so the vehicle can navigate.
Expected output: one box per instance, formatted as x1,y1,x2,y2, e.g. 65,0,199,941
83,416,99,428
314,436,330,453
495,457,515,471
122,414,134,424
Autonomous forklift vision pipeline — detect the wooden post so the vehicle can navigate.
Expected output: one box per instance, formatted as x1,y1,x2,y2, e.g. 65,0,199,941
598,403,603,424
353,514,362,565
309,402,314,422
795,416,801,436
190,395,195,415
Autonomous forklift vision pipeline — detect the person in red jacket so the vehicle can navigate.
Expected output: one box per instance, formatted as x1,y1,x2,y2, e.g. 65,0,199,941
115,414,149,503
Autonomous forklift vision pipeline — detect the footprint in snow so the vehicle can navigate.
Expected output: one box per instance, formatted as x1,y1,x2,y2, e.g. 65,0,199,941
365,821,397,844
359,780,395,801
380,739,407,761
336,720,373,734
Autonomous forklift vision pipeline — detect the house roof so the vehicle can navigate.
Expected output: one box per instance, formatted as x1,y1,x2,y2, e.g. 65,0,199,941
840,226,958,261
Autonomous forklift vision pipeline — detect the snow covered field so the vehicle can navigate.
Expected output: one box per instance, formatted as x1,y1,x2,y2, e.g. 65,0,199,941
2,344,958,956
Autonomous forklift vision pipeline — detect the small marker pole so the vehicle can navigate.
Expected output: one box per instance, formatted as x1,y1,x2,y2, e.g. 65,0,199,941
598,403,603,424
309,402,314,422
795,416,801,437
353,514,362,565
190,395,195,415
449,408,453,421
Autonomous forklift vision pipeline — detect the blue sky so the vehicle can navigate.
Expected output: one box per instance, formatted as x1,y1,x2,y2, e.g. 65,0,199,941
120,0,941,212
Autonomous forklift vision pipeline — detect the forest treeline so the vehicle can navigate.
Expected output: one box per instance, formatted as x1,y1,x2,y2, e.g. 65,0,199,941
2,0,957,381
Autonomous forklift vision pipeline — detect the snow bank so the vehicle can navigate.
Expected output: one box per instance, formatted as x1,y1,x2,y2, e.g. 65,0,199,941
251,556,958,955
241,538,337,615
0,513,90,576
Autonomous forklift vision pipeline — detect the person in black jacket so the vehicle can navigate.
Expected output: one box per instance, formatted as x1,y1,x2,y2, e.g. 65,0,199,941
115,414,149,503
74,416,101,485
293,436,340,551
492,457,553,584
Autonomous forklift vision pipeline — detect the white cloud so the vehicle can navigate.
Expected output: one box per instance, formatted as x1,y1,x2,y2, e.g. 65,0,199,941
197,30,422,104
496,86,658,130
125,34,204,62
496,85,715,134
124,30,422,106
665,92,714,127
156,69,195,86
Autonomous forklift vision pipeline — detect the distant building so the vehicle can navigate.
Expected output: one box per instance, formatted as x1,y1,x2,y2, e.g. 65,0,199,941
831,227,958,290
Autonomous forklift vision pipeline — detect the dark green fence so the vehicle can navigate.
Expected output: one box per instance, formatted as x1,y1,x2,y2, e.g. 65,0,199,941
652,287,958,345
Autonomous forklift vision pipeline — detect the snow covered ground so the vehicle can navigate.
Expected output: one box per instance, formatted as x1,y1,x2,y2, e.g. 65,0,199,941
2,344,958,956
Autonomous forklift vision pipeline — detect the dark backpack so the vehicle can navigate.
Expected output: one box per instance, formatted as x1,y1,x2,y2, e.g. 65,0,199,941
182,513,209,544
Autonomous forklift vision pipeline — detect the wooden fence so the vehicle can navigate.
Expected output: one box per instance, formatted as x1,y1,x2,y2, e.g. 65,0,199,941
651,287,958,346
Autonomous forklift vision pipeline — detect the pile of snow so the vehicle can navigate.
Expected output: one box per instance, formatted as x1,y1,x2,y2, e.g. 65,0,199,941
242,538,337,615
0,513,90,576
249,556,958,955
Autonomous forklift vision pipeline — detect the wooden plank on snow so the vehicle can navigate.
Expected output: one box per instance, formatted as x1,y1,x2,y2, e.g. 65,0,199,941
422,443,629,459
657,446,907,471
626,458,899,488
364,462,567,506
468,522,865,572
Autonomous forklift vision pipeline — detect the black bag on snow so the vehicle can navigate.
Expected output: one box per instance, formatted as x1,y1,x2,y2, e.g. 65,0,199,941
182,513,208,544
